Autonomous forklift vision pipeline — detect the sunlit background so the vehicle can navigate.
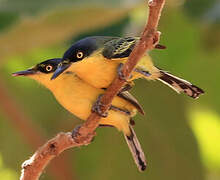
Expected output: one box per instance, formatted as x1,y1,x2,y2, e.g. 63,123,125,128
0,0,219,179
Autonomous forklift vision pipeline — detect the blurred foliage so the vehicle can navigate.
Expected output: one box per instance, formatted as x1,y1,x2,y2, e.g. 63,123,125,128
189,109,220,171
183,0,218,19
0,154,18,180
0,12,18,32
0,0,219,180
0,6,130,64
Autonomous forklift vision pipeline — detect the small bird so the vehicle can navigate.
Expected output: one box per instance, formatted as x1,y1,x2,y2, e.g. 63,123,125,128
51,36,204,99
12,58,147,171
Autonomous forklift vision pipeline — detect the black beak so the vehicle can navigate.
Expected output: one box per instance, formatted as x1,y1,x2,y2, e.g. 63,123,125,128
12,68,36,77
51,62,70,80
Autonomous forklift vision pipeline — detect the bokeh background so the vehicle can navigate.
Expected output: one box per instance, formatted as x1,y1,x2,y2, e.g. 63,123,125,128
0,0,219,179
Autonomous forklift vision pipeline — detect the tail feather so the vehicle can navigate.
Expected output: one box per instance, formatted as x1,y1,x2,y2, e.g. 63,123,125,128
158,70,204,99
124,125,147,171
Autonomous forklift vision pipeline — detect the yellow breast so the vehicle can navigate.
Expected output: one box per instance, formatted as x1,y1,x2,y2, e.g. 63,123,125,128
70,53,122,88
46,73,136,134
67,52,160,89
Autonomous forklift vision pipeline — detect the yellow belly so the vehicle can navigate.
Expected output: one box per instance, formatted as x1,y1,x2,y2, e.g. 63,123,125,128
48,73,136,135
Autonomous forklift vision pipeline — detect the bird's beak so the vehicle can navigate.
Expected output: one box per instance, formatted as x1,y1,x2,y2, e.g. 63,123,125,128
51,62,70,80
12,68,37,77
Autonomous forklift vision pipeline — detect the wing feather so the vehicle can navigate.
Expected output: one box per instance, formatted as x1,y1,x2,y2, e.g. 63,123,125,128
102,37,139,59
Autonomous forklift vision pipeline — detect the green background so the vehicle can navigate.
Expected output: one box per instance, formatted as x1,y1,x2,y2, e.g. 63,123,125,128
0,0,219,179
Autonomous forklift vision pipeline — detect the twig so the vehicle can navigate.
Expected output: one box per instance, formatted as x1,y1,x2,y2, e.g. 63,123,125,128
20,0,166,179
20,132,94,180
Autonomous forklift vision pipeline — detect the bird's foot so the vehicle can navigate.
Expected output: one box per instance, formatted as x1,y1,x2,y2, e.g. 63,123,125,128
92,94,108,118
117,63,130,81
134,68,151,77
72,124,96,143
110,105,131,116
119,83,133,92
71,124,82,140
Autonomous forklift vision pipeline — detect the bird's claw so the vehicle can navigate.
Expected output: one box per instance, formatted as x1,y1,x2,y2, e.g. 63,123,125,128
119,83,133,92
71,124,82,140
92,94,108,118
134,68,151,77
72,124,96,143
117,63,129,81
110,105,131,116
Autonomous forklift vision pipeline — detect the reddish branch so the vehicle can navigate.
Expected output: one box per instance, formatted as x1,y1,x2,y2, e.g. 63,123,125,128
20,0,166,179
20,132,93,180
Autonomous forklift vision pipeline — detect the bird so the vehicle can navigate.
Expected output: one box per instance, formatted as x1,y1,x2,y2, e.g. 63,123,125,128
12,58,147,171
51,36,204,99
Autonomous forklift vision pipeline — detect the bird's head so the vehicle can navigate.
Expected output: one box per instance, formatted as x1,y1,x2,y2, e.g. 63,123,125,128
51,36,115,80
12,58,61,86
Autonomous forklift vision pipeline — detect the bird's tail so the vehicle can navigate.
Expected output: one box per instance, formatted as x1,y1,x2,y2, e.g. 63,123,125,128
124,125,147,171
157,70,204,99
134,68,204,99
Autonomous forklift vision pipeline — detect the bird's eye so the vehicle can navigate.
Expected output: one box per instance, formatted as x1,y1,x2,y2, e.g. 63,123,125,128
45,65,53,72
76,51,84,59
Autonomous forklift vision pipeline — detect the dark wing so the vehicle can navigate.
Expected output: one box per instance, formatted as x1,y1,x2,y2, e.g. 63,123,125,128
117,91,145,115
102,37,139,59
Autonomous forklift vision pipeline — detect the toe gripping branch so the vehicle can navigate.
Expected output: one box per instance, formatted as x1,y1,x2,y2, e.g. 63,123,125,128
92,94,108,118
71,124,96,143
120,83,133,92
71,124,82,139
117,63,131,81
110,106,131,116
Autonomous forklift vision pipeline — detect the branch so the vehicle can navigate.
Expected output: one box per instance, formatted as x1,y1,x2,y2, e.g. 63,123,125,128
20,0,166,179
20,132,94,180
77,0,165,139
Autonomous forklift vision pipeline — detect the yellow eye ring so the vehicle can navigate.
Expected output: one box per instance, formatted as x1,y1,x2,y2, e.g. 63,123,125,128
76,51,84,59
46,65,53,72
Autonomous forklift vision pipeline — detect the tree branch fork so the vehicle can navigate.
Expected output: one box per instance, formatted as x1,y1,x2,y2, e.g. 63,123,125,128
20,0,165,179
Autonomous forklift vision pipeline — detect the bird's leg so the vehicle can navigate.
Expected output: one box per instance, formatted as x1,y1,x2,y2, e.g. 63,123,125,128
109,106,135,126
117,63,131,81
134,68,151,77
92,94,108,117
71,124,82,139
72,124,95,143
110,105,131,116
119,83,133,92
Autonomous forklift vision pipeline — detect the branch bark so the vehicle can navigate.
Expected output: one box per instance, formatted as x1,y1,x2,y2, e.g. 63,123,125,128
20,0,166,179
20,132,93,180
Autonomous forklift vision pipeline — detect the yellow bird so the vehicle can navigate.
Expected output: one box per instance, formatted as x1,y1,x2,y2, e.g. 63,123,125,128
51,36,204,98
13,58,147,171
